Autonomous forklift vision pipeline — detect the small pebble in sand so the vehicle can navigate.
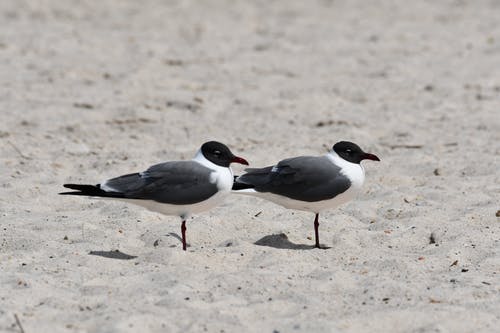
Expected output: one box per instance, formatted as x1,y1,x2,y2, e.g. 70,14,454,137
73,102,94,109
429,233,437,244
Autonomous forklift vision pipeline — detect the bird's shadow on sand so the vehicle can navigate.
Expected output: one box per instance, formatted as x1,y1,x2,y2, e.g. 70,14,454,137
167,232,190,248
89,250,137,260
167,232,182,243
254,233,331,250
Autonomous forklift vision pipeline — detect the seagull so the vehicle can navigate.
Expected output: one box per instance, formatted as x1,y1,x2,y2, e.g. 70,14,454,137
232,141,379,248
60,141,248,251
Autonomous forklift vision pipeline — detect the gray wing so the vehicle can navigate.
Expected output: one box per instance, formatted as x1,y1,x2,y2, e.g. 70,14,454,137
102,161,218,205
237,156,351,202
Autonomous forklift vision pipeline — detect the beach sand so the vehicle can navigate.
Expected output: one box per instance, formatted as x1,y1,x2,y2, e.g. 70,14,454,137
0,0,499,332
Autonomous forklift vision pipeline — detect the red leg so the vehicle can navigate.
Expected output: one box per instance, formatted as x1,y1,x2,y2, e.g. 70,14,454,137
181,220,187,251
314,213,320,248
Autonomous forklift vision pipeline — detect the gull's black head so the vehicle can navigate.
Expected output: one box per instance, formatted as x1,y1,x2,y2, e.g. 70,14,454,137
333,141,380,164
201,141,249,167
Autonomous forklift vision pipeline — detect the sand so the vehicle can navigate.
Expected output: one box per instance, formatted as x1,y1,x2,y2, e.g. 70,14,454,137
1,0,499,332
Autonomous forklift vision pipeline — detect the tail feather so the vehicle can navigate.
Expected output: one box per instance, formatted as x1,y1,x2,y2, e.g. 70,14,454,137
59,184,125,198
232,166,273,191
232,179,255,191
232,166,274,191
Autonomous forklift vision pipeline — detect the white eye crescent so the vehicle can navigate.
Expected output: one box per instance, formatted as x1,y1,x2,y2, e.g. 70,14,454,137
214,150,222,155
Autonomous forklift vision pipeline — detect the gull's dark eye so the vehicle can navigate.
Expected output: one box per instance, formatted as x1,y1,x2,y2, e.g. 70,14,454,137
214,150,222,156
345,149,352,154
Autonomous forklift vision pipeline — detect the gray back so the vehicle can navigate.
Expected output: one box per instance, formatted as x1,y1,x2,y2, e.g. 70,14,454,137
238,156,351,202
104,161,218,205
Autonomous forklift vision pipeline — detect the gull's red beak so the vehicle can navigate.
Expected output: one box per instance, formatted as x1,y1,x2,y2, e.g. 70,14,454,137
231,156,249,165
362,153,380,161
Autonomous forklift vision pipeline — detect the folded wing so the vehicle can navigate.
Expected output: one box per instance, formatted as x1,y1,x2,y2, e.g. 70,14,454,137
235,156,351,202
62,161,219,205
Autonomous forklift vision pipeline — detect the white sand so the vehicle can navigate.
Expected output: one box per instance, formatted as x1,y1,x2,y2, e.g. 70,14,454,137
1,1,499,332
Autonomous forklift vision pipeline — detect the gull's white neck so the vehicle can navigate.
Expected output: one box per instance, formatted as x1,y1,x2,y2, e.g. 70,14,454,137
193,149,234,190
326,150,365,188
193,149,219,169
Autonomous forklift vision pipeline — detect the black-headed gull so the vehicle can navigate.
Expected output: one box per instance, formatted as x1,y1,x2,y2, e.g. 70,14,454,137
233,141,379,248
61,141,248,251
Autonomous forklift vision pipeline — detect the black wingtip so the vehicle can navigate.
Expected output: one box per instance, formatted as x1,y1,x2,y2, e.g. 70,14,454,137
63,183,98,190
62,184,101,193
59,191,94,196
60,183,124,198
232,180,255,191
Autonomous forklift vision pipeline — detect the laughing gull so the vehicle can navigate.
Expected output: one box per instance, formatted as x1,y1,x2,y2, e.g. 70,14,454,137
232,141,379,248
60,141,248,251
